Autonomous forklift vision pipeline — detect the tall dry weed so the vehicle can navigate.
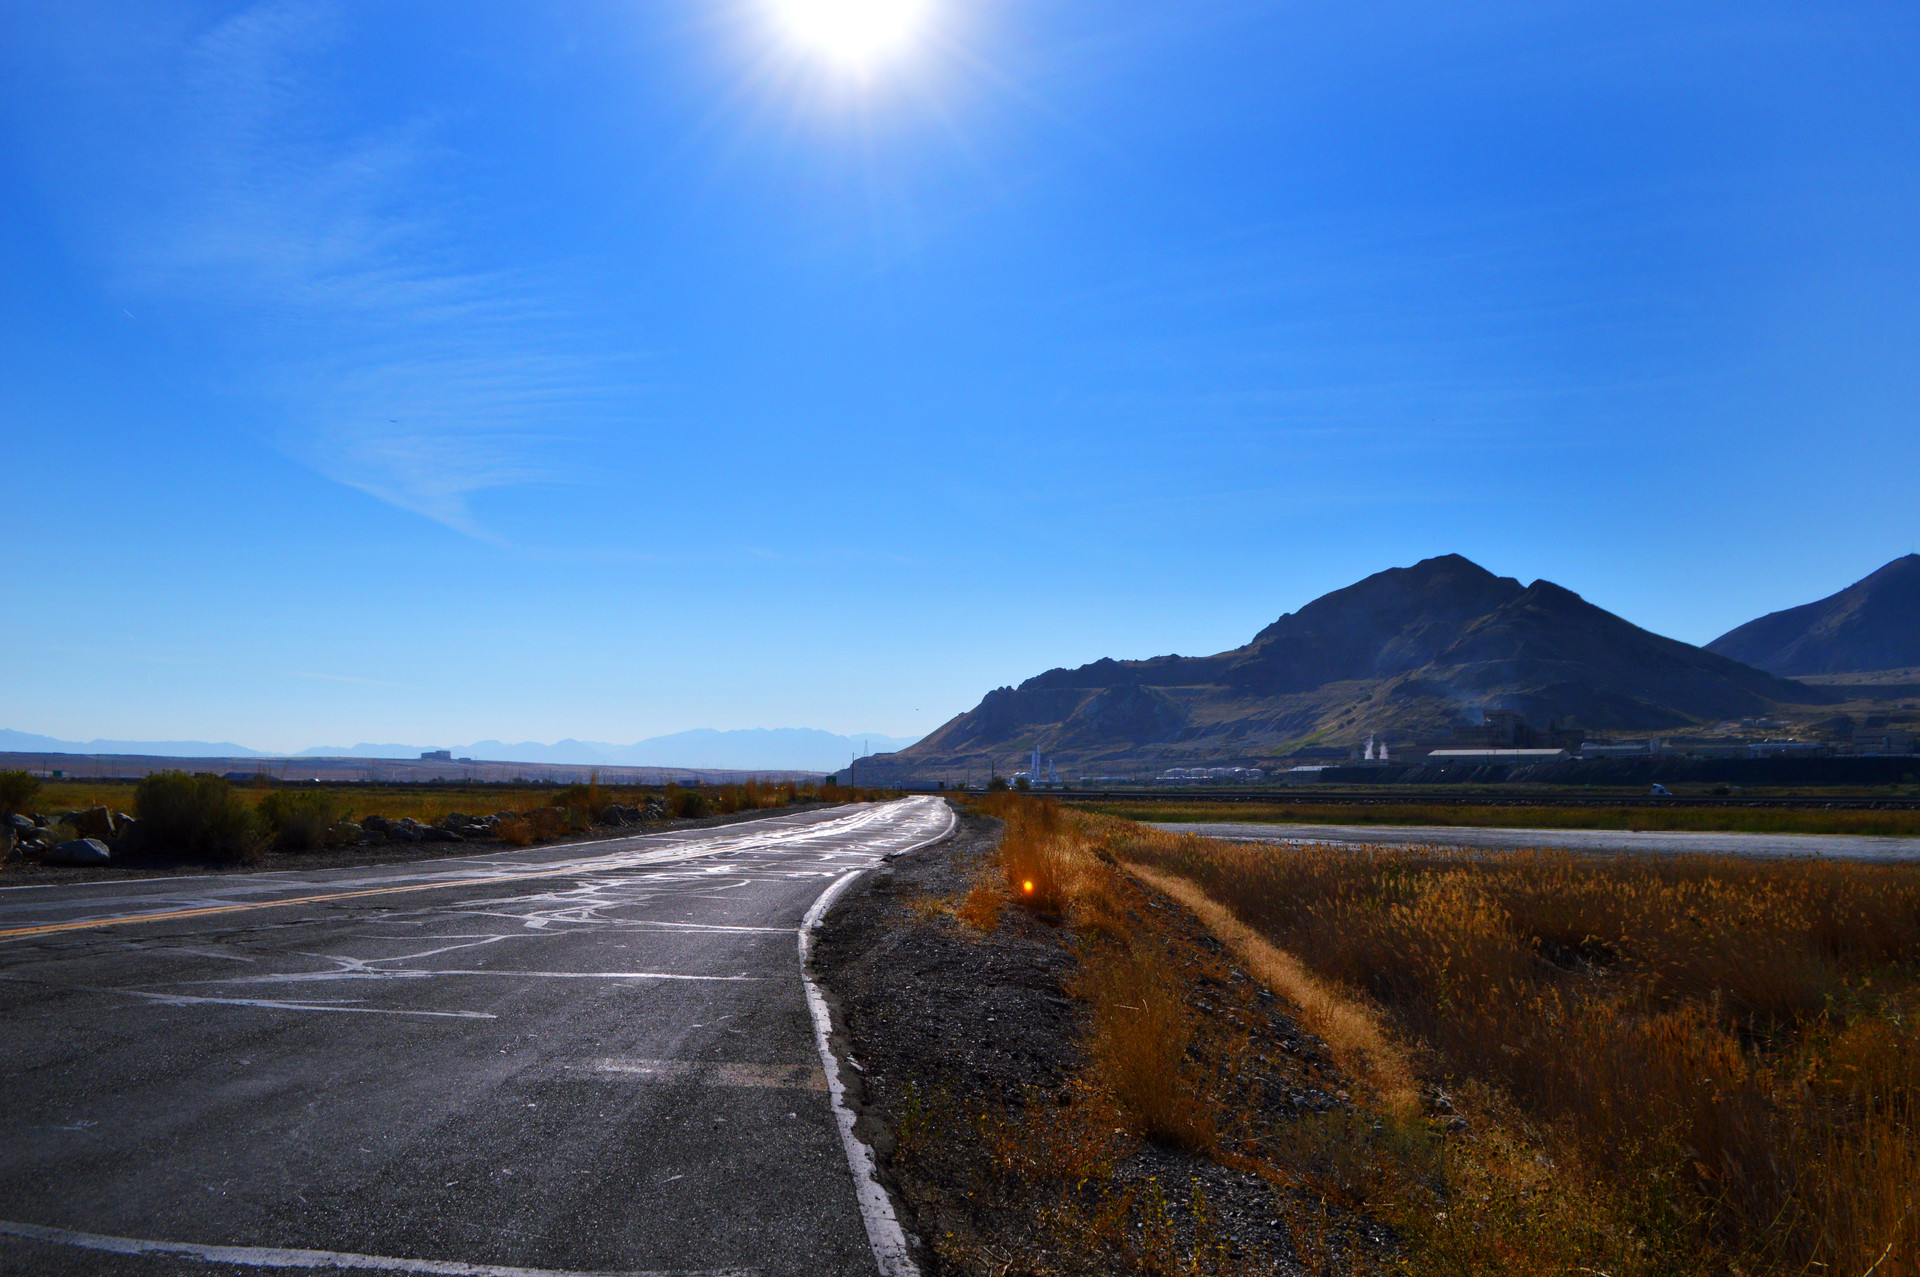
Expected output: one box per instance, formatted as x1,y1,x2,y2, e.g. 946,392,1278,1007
955,880,1003,932
1075,938,1217,1152
1109,819,1920,1276
978,792,1079,917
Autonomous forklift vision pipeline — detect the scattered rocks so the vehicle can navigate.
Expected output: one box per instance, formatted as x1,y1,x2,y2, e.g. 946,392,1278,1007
49,838,112,866
72,807,116,840
438,813,497,839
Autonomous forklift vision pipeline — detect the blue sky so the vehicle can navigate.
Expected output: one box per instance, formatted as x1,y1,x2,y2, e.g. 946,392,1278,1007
4,0,1917,754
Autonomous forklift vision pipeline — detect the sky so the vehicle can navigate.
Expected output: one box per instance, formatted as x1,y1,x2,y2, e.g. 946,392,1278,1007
4,0,1917,754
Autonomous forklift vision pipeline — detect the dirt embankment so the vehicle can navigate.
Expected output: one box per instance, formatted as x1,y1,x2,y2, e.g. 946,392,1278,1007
811,808,1397,1276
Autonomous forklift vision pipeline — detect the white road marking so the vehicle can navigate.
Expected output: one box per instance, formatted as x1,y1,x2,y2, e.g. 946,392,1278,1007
0,1218,751,1276
185,970,761,985
798,798,957,1277
110,989,498,1018
579,1059,827,1091
615,921,789,934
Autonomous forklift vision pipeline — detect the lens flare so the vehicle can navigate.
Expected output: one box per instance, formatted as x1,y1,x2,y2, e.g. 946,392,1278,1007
1022,880,1035,894
767,0,930,66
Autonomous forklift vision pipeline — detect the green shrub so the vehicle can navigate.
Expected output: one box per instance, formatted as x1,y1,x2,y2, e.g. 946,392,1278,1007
0,770,39,816
528,807,566,840
671,788,711,819
133,772,266,863
258,789,347,851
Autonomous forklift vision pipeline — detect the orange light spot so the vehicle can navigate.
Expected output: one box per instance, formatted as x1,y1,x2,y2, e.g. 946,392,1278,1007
1022,880,1035,894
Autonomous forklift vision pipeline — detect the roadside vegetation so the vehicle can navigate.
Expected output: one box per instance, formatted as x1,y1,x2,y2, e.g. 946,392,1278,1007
133,772,266,863
878,792,1404,1273
895,794,1920,1274
8,775,893,867
0,769,40,816
1084,799,1920,837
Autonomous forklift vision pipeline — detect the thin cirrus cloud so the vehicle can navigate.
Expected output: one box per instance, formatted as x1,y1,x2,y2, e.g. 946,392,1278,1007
96,0,639,538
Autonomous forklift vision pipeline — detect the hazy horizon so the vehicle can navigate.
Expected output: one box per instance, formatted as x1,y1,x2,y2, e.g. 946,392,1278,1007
0,726,921,772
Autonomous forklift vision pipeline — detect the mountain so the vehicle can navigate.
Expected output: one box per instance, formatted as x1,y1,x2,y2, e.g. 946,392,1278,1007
872,554,1827,778
0,729,265,757
1706,555,1920,676
0,728,918,773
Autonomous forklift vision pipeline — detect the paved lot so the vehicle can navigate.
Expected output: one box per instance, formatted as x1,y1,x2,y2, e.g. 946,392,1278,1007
0,798,954,1277
1156,821,1920,861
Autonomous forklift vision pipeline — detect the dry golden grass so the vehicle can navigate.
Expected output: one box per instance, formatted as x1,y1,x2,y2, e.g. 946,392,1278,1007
971,792,1220,1149
1110,819,1920,1277
935,794,1397,1272
977,790,1080,917
1128,863,1419,1121
1074,937,1218,1152
954,881,1003,932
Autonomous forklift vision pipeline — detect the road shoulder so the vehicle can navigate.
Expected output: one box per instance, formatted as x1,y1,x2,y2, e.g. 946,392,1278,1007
811,808,1398,1275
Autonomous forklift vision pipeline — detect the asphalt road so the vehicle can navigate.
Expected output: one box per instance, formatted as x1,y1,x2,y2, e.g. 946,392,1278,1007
0,797,955,1277
1156,821,1920,861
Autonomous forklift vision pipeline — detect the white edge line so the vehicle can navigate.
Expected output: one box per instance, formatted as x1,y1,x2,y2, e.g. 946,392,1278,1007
798,799,957,1277
0,1217,752,1277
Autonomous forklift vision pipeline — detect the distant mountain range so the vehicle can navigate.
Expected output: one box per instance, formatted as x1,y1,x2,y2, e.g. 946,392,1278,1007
0,727,920,773
0,733,265,759
1707,554,1920,676
870,554,1832,778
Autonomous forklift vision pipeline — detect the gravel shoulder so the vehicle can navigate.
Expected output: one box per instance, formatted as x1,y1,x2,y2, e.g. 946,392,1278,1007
812,806,1398,1276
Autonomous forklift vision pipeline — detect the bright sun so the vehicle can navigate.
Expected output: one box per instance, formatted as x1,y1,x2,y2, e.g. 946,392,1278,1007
767,0,930,67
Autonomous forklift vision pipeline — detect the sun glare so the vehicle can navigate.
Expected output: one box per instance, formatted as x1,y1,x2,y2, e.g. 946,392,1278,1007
768,0,930,67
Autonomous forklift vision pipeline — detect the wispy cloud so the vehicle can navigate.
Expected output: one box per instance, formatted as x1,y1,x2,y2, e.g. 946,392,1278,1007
103,1,642,537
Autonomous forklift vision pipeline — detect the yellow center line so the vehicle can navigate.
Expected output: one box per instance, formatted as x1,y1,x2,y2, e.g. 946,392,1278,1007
0,869,573,942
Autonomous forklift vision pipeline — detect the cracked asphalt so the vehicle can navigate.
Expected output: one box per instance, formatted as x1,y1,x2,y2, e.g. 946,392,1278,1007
0,797,954,1277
